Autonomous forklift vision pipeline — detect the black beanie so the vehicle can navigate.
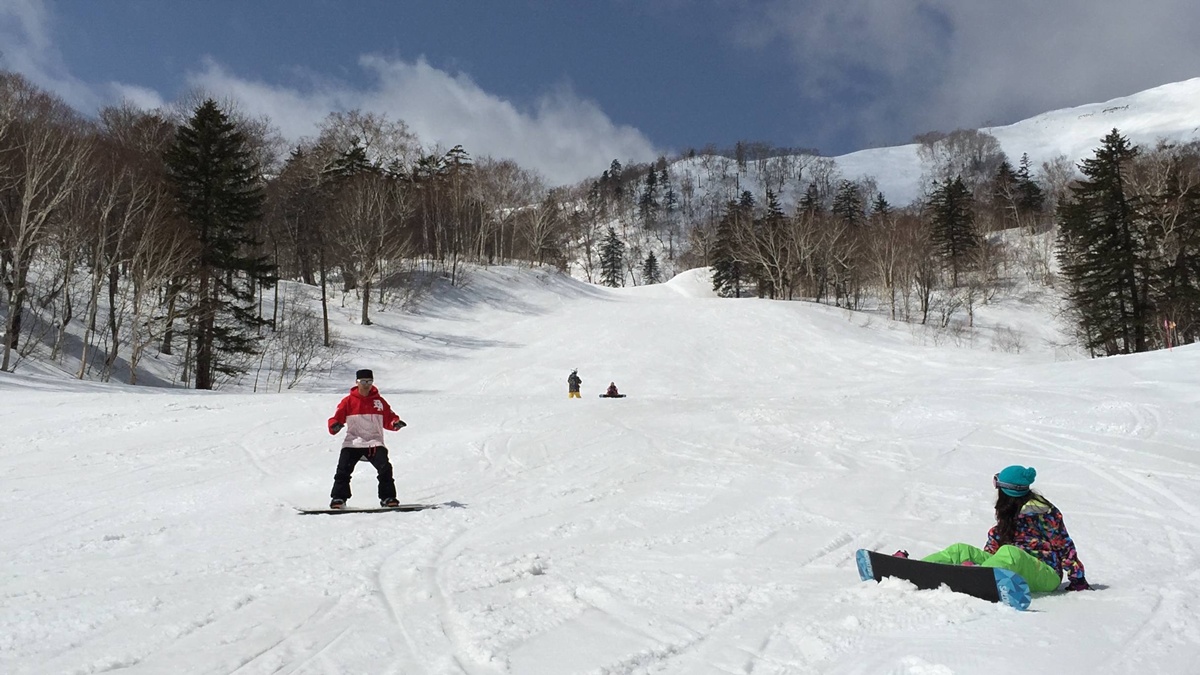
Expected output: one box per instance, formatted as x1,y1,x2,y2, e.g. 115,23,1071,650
356,369,374,380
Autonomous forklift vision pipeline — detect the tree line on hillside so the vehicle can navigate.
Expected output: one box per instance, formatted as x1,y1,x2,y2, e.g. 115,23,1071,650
1057,131,1200,355
2,71,1197,393
709,130,1053,321
708,128,1200,357
0,72,580,388
0,69,833,391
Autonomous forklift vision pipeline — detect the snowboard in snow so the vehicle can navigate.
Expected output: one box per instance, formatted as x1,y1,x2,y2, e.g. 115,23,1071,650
598,394,627,398
295,503,437,515
855,549,1032,611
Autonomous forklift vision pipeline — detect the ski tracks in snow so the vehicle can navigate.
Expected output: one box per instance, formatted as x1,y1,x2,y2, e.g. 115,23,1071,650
373,525,484,675
986,409,1200,670
361,398,972,674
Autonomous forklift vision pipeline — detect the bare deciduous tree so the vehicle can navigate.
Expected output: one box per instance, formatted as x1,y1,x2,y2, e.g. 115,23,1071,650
474,157,544,264
331,171,413,325
0,73,92,371
917,128,1007,196
126,215,191,383
1039,155,1076,216
516,191,566,267
732,192,795,299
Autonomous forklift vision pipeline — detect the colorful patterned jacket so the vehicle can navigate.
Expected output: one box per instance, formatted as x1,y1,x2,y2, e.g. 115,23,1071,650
985,497,1086,580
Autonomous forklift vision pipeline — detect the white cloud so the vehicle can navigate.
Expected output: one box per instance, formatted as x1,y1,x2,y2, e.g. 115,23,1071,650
0,0,101,111
106,82,165,111
1,1,660,186
731,0,1200,149
183,55,660,185
0,0,49,53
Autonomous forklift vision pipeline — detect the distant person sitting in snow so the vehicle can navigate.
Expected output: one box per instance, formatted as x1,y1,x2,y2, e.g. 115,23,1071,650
326,369,407,509
894,465,1089,593
567,369,582,399
604,382,620,397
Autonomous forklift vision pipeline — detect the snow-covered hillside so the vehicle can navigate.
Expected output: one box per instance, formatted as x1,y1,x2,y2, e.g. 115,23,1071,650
654,77,1200,229
838,77,1200,205
4,266,1200,674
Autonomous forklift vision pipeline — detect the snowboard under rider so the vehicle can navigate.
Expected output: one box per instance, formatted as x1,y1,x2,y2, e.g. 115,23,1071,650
894,465,1089,593
567,369,582,399
326,369,406,509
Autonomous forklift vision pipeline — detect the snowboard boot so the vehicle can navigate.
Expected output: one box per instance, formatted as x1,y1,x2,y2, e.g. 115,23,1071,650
380,498,400,508
330,499,346,509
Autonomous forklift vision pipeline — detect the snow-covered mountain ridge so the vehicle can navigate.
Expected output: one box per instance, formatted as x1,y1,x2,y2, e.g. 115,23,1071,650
835,77,1200,205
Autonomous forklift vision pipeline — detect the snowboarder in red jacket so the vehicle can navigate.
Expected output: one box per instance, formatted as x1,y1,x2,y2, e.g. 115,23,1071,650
326,369,406,509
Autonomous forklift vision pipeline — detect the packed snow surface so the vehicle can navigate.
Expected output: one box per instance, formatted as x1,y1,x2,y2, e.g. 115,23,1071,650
3,267,1200,674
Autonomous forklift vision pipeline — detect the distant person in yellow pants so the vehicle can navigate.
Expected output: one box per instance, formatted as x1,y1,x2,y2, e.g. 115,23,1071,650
895,465,1090,593
567,369,582,398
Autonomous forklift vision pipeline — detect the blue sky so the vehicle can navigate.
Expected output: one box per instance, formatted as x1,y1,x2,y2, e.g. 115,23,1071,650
3,0,1198,184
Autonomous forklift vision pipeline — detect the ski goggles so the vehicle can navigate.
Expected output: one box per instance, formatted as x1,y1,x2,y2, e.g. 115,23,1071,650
357,378,373,384
993,474,1030,494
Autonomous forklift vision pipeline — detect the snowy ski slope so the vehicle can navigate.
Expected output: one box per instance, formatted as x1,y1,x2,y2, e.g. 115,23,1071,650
3,266,1200,674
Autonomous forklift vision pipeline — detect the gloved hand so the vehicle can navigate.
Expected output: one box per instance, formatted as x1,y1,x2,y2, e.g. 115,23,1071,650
330,422,344,434
1066,577,1090,591
393,419,406,430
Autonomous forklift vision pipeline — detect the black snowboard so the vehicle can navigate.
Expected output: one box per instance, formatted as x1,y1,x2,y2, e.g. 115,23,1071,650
855,549,1031,610
295,503,437,515
599,394,627,398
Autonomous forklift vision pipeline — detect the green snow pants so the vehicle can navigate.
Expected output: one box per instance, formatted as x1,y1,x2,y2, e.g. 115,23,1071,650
921,543,1063,593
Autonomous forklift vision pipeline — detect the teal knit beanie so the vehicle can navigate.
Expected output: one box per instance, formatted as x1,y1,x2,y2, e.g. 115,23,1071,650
995,465,1036,497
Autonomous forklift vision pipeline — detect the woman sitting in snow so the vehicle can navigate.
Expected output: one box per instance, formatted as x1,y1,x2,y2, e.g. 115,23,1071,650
895,465,1089,593
604,382,620,397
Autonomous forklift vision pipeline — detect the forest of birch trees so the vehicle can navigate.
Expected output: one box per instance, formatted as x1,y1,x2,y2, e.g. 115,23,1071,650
3,70,1198,389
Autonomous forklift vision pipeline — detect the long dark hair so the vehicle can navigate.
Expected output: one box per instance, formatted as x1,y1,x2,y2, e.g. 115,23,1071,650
993,489,1054,545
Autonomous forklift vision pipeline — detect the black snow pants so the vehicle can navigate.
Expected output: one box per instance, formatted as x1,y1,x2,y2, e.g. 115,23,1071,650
330,446,397,501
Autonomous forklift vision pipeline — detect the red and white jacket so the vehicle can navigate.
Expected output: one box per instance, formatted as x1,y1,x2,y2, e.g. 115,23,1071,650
328,386,402,448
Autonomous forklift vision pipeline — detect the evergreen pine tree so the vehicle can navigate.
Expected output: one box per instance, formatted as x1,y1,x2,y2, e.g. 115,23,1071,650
871,193,892,219
1056,129,1148,355
828,181,868,305
661,168,678,217
738,190,756,212
330,139,373,178
639,169,658,226
710,199,744,297
736,192,759,293
599,227,626,287
799,181,822,215
929,176,979,286
164,99,275,390
832,180,865,228
608,160,624,202
991,159,1019,228
992,159,1017,190
1015,153,1046,221
641,251,662,284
